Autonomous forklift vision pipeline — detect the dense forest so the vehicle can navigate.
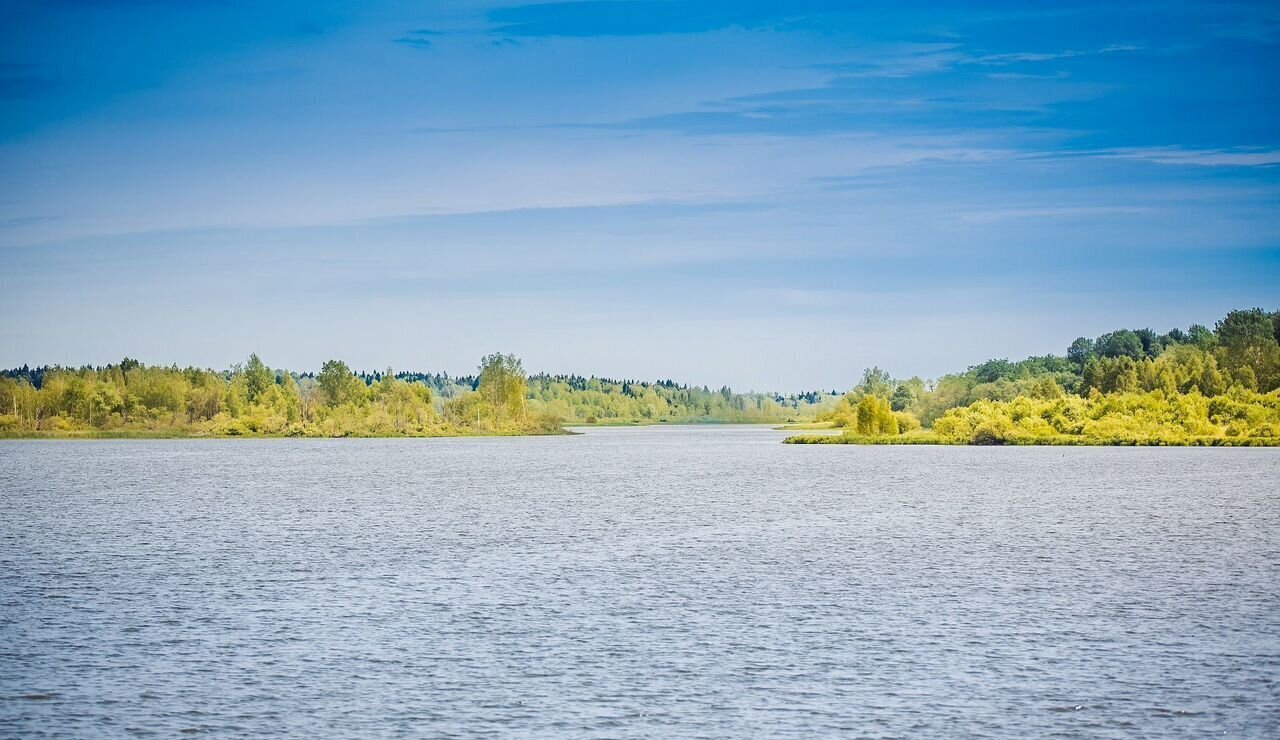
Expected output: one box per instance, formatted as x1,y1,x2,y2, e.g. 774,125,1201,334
0,353,836,438
789,307,1280,445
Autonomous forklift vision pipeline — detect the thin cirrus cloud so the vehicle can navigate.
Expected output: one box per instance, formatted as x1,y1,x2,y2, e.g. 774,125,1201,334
394,29,441,48
0,0,1276,387
1096,147,1280,167
485,0,854,37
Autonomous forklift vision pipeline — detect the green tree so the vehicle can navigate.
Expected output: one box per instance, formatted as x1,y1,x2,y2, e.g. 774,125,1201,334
1187,324,1217,350
1110,357,1140,394
90,382,123,424
1066,337,1094,367
1215,308,1280,392
853,395,898,435
1095,330,1144,360
972,359,1017,383
317,359,363,407
478,352,527,422
854,367,893,399
1216,308,1276,349
1199,360,1227,396
1031,376,1065,399
244,353,274,404
890,383,917,412
1081,358,1105,396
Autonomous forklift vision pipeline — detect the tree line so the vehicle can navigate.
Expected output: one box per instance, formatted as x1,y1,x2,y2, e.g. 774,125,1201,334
805,307,1280,444
0,353,557,437
0,353,836,437
524,374,838,424
5,307,1276,442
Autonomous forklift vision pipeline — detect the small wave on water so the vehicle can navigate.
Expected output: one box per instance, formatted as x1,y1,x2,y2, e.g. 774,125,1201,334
1,429,1277,738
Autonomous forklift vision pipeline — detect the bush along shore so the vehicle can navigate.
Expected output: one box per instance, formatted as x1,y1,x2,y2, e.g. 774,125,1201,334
0,353,835,439
4,307,1279,445
0,353,557,439
785,307,1280,446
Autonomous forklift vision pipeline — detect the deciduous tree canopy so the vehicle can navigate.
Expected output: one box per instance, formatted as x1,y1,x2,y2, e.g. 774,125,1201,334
3,307,1277,444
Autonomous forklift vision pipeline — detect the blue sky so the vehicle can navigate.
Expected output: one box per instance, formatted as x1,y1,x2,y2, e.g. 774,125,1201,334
1,0,1277,390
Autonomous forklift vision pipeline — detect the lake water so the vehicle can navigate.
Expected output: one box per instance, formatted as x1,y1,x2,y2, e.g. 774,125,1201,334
1,425,1278,737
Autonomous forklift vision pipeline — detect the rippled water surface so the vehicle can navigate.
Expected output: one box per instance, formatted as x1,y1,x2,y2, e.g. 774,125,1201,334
2,426,1278,737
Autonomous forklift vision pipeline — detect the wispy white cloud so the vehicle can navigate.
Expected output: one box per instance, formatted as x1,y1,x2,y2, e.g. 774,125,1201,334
2,0,1277,385
970,44,1143,66
955,205,1153,224
1092,147,1280,167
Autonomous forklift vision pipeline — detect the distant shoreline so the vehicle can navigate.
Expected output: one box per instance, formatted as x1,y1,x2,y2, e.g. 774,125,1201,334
0,420,795,440
783,432,1280,447
0,428,575,441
